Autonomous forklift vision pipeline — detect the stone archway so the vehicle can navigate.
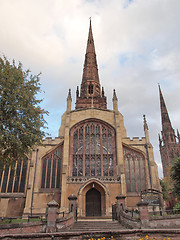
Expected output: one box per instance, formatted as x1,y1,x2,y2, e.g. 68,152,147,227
78,179,109,217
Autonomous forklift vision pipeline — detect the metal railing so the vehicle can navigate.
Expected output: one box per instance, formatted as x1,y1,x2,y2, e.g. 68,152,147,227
57,207,78,221
149,208,180,217
112,204,139,221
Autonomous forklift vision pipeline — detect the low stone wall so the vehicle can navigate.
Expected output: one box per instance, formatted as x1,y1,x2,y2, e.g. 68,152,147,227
0,229,180,240
56,212,75,231
0,221,45,235
0,213,75,236
118,209,140,229
116,199,180,229
149,214,180,229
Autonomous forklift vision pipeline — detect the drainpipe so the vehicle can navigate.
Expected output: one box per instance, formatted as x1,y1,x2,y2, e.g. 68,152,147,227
31,148,39,216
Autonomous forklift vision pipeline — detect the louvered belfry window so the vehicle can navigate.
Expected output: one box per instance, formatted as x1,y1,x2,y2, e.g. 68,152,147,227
124,146,146,192
70,120,116,177
41,144,63,189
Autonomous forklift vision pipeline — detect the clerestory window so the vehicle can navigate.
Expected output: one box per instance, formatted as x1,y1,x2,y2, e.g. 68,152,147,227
70,120,116,177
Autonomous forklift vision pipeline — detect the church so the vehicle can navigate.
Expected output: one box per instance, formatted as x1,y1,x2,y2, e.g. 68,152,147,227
0,21,161,217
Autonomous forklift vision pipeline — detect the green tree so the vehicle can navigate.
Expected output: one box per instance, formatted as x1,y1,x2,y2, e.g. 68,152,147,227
0,56,47,168
160,177,171,201
171,156,180,199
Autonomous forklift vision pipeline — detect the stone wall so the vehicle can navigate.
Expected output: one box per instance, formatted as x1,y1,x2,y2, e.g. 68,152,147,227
149,214,180,228
0,229,180,240
117,209,140,229
0,221,45,235
0,196,25,217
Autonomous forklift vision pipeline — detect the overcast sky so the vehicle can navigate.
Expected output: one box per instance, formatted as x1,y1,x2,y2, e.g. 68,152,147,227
1,0,180,178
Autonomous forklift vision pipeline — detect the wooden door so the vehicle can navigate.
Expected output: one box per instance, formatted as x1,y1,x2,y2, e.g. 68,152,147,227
86,188,101,216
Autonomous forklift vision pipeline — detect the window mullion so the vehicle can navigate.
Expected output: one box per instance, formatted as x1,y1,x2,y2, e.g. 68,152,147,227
0,168,3,192
45,158,48,188
100,124,103,176
55,157,58,188
133,155,138,192
18,161,23,192
128,157,132,192
5,167,11,193
49,153,53,188
89,123,92,176
77,129,79,176
12,162,17,193
95,125,97,176
106,128,109,176
83,125,85,176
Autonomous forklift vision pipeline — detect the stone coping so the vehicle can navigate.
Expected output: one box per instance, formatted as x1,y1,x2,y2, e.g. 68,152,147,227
150,214,180,220
0,221,44,230
0,228,180,239
0,193,25,198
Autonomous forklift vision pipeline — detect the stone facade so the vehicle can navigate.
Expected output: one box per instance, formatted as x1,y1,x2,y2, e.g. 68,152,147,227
0,21,161,217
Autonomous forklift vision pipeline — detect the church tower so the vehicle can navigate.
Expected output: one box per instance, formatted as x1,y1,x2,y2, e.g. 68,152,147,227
159,85,180,178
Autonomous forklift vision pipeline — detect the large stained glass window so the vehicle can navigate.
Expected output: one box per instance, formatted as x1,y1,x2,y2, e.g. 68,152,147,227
124,146,146,192
70,120,116,177
41,143,63,189
0,158,27,193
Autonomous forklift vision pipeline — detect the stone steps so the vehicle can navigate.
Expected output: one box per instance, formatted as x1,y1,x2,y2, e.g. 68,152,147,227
65,220,125,232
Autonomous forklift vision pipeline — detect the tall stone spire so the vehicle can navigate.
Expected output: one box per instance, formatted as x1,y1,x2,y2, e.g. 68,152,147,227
76,20,107,109
159,84,172,132
81,18,100,87
158,85,180,178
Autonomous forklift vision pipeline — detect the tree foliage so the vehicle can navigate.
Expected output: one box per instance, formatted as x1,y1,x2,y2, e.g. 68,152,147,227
160,177,171,201
0,56,47,168
171,156,180,199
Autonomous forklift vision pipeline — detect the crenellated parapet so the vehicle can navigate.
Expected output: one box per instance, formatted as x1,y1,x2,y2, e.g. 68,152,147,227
42,136,64,146
123,137,146,144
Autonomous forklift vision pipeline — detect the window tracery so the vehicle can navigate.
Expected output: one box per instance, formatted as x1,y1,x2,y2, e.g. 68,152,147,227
0,158,27,193
71,120,116,177
124,146,146,192
41,144,63,189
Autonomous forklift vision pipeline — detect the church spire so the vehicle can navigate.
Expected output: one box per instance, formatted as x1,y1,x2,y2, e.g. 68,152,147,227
159,84,172,132
85,18,96,63
81,19,100,92
75,20,107,109
158,85,180,178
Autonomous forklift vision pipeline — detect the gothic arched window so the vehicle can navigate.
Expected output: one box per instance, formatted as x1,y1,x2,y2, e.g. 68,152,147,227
0,157,27,193
70,120,116,177
41,143,63,189
124,146,146,192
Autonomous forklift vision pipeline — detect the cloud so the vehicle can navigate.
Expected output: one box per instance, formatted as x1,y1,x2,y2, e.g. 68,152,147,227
1,0,180,178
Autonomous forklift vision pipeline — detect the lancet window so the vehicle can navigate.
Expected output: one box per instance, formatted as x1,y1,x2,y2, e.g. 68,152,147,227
70,120,116,177
88,84,93,94
124,146,146,192
0,158,27,193
41,143,63,189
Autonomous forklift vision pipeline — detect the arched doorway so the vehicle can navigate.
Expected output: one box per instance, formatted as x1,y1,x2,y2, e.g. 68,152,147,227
86,188,101,216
